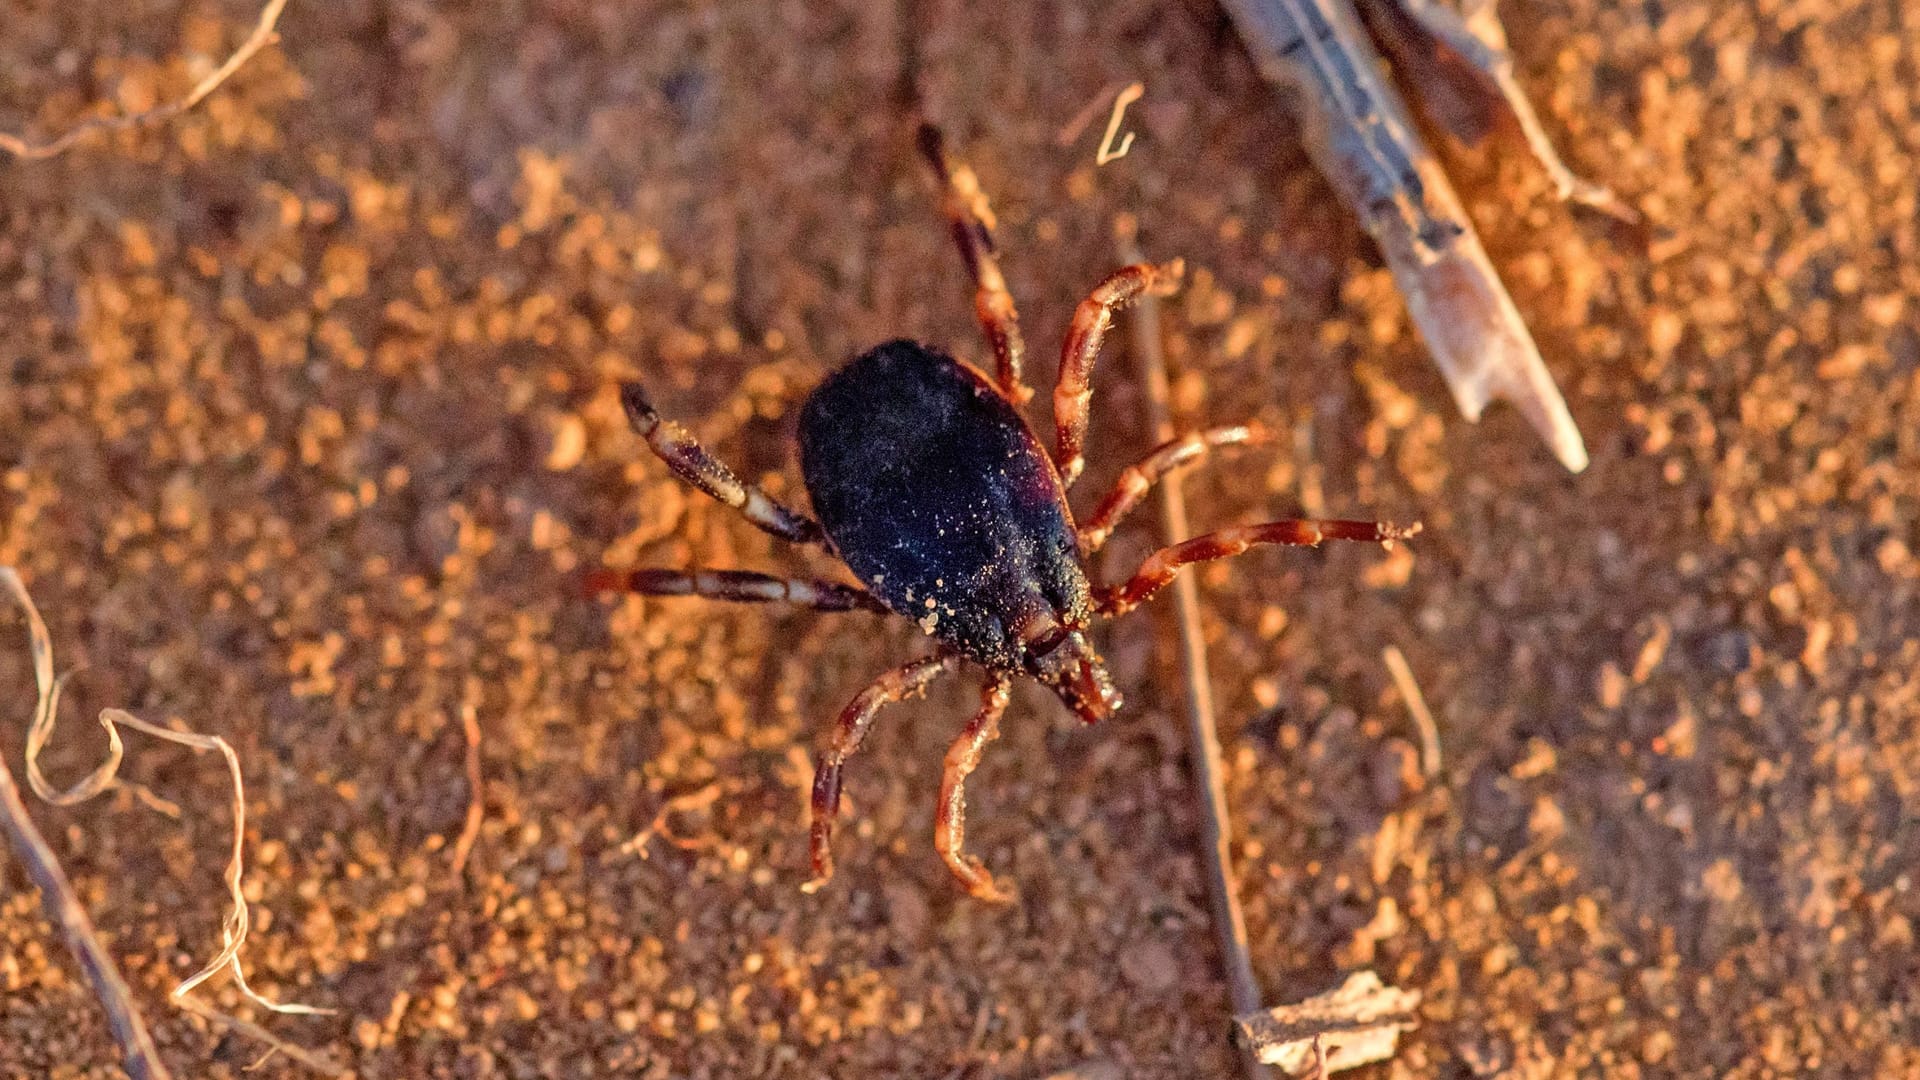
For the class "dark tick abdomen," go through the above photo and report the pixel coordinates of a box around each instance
[799,340,1092,668]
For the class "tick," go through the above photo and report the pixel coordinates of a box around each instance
[598,126,1420,901]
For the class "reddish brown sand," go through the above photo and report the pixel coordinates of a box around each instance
[3,2,1918,1077]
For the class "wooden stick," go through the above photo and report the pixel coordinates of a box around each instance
[1117,220,1272,1080]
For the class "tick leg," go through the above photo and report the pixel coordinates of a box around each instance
[1054,260,1185,488]
[586,568,888,613]
[916,124,1032,405]
[802,652,960,893]
[621,383,829,549]
[935,673,1015,903]
[1077,423,1271,554]
[1096,518,1422,616]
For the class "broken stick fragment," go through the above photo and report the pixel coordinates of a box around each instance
[1216,0,1605,472]
[1364,0,1640,224]
[1233,970,1421,1075]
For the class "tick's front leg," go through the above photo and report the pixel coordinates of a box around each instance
[587,568,887,612]
[621,383,830,549]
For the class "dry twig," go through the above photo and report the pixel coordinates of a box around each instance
[0,0,290,160]
[2,568,343,1075]
[1117,219,1272,1080]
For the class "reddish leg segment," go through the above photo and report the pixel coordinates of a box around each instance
[621,383,828,548]
[803,653,960,893]
[1053,260,1185,487]
[1096,518,1422,615]
[1077,423,1271,554]
[587,568,888,612]
[935,673,1014,903]
[916,125,1032,404]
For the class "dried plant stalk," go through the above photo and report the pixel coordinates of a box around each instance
[2,568,343,1075]
[0,0,290,160]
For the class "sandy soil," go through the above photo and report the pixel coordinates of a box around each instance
[3,1,1918,1077]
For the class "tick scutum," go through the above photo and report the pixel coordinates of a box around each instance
[798,340,1093,670]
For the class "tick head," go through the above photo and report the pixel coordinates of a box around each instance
[1024,625,1122,724]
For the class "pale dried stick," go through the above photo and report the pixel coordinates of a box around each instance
[1117,220,1272,1080]
[2,568,343,1075]
[0,573,172,1079]
[1216,0,1590,472]
[1233,970,1420,1073]
[0,0,290,160]
[1380,645,1440,780]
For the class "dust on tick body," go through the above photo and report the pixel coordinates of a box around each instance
[595,124,1420,903]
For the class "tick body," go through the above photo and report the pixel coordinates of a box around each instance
[601,126,1420,902]
[800,341,1115,720]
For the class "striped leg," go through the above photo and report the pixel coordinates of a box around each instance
[1096,519,1422,616]
[934,673,1014,902]
[586,568,887,612]
[802,653,960,893]
[1053,260,1185,487]
[916,124,1032,404]
[1077,423,1271,553]
[621,383,828,548]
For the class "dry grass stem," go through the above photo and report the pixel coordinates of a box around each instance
[1056,80,1134,147]
[1,581,172,1079]
[2,567,342,1075]
[0,0,290,160]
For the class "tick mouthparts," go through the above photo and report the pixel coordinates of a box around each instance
[1061,652,1122,724]
[1026,626,1122,724]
